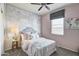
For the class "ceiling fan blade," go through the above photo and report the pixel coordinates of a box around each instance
[46,3,54,5]
[45,5,50,10]
[38,6,43,11]
[31,3,41,5]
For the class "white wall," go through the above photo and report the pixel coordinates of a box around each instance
[5,4,41,50]
[0,3,4,55]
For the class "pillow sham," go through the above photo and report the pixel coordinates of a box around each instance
[31,33,39,40]
[21,32,32,40]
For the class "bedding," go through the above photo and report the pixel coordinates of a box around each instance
[21,37,56,56]
[21,27,56,56]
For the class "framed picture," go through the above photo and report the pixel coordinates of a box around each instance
[65,18,79,29]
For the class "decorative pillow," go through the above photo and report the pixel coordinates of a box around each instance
[21,32,28,40]
[31,32,40,40]
[20,27,40,40]
[21,32,32,40]
[27,35,33,40]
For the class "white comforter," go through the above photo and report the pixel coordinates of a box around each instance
[21,37,56,56]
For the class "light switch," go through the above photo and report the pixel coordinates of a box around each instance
[1,8,3,13]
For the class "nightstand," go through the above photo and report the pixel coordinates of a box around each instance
[12,40,18,49]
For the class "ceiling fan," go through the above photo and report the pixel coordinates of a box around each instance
[31,3,53,11]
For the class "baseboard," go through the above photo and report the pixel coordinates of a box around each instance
[57,45,78,53]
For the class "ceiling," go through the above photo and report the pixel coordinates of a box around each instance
[9,3,71,15]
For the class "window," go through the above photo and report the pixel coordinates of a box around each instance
[50,9,64,35]
[51,18,64,35]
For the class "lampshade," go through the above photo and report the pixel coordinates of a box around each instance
[9,24,19,34]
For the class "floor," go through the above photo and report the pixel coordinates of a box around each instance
[2,47,79,56]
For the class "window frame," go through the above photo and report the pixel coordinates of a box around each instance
[50,9,65,35]
[51,17,64,35]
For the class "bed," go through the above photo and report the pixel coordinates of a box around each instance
[20,27,56,56]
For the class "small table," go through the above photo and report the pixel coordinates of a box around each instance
[12,40,18,49]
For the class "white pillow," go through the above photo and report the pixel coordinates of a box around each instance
[21,33,32,40]
[31,33,39,40]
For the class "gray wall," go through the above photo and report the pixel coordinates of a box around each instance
[5,4,41,33]
[41,4,79,52]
